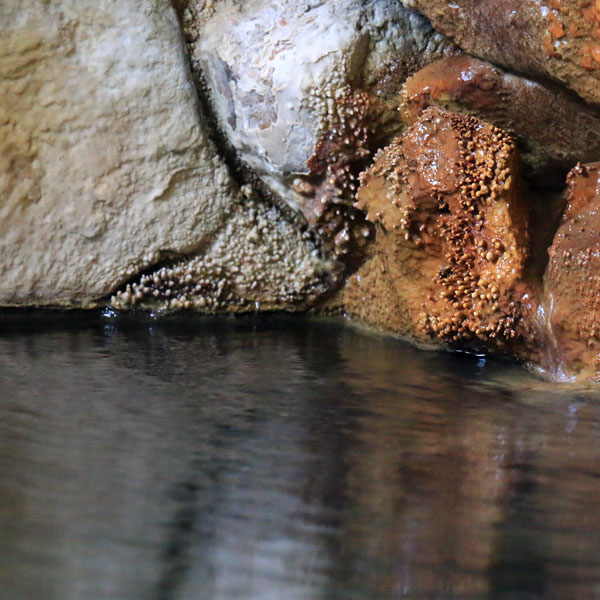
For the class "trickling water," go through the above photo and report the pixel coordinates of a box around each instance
[1,311,600,600]
[531,292,573,383]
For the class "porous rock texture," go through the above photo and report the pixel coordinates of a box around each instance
[403,0,600,106]
[110,198,337,313]
[543,163,600,380]
[341,107,537,356]
[5,0,600,381]
[0,0,331,309]
[399,55,600,189]
[182,0,458,233]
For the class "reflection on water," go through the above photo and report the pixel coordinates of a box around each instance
[1,312,600,600]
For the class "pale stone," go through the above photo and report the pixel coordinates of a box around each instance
[0,0,239,306]
[185,0,456,221]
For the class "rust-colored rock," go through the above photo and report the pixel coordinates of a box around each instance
[343,107,537,355]
[400,55,600,188]
[404,0,600,106]
[543,162,600,380]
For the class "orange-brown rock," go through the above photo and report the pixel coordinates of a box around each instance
[404,0,600,106]
[543,162,600,380]
[400,55,600,188]
[343,107,537,355]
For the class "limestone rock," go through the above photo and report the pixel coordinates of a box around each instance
[403,0,600,106]
[0,0,238,306]
[400,56,600,189]
[343,107,536,355]
[183,0,457,227]
[543,162,600,380]
[110,198,338,313]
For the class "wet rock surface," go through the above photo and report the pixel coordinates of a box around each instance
[543,162,600,380]
[400,55,600,188]
[338,105,600,381]
[343,107,536,355]
[403,0,600,106]
[4,0,600,381]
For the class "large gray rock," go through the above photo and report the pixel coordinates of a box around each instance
[0,1,238,306]
[0,0,334,310]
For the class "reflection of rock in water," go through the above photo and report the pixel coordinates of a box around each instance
[335,335,600,599]
[3,318,600,598]
[0,319,359,599]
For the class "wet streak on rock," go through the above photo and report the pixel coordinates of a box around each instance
[543,162,600,380]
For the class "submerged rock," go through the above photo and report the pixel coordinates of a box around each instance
[403,0,600,106]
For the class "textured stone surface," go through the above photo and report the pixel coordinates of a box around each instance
[341,108,536,355]
[404,0,600,106]
[183,0,457,227]
[400,55,600,189]
[0,0,335,310]
[110,197,338,313]
[543,162,600,380]
[0,1,238,306]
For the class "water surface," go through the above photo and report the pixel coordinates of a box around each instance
[1,312,600,600]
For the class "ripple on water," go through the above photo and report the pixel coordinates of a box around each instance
[0,312,600,599]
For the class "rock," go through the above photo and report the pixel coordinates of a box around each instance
[0,0,237,306]
[0,0,332,310]
[543,162,600,380]
[183,0,457,229]
[110,198,338,312]
[342,107,537,355]
[403,0,600,106]
[399,55,600,189]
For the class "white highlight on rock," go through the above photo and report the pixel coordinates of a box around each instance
[190,0,454,217]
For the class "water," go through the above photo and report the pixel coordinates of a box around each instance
[1,312,600,600]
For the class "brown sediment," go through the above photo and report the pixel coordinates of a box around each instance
[542,162,600,380]
[298,87,379,268]
[306,87,376,213]
[341,107,538,356]
[399,55,600,188]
